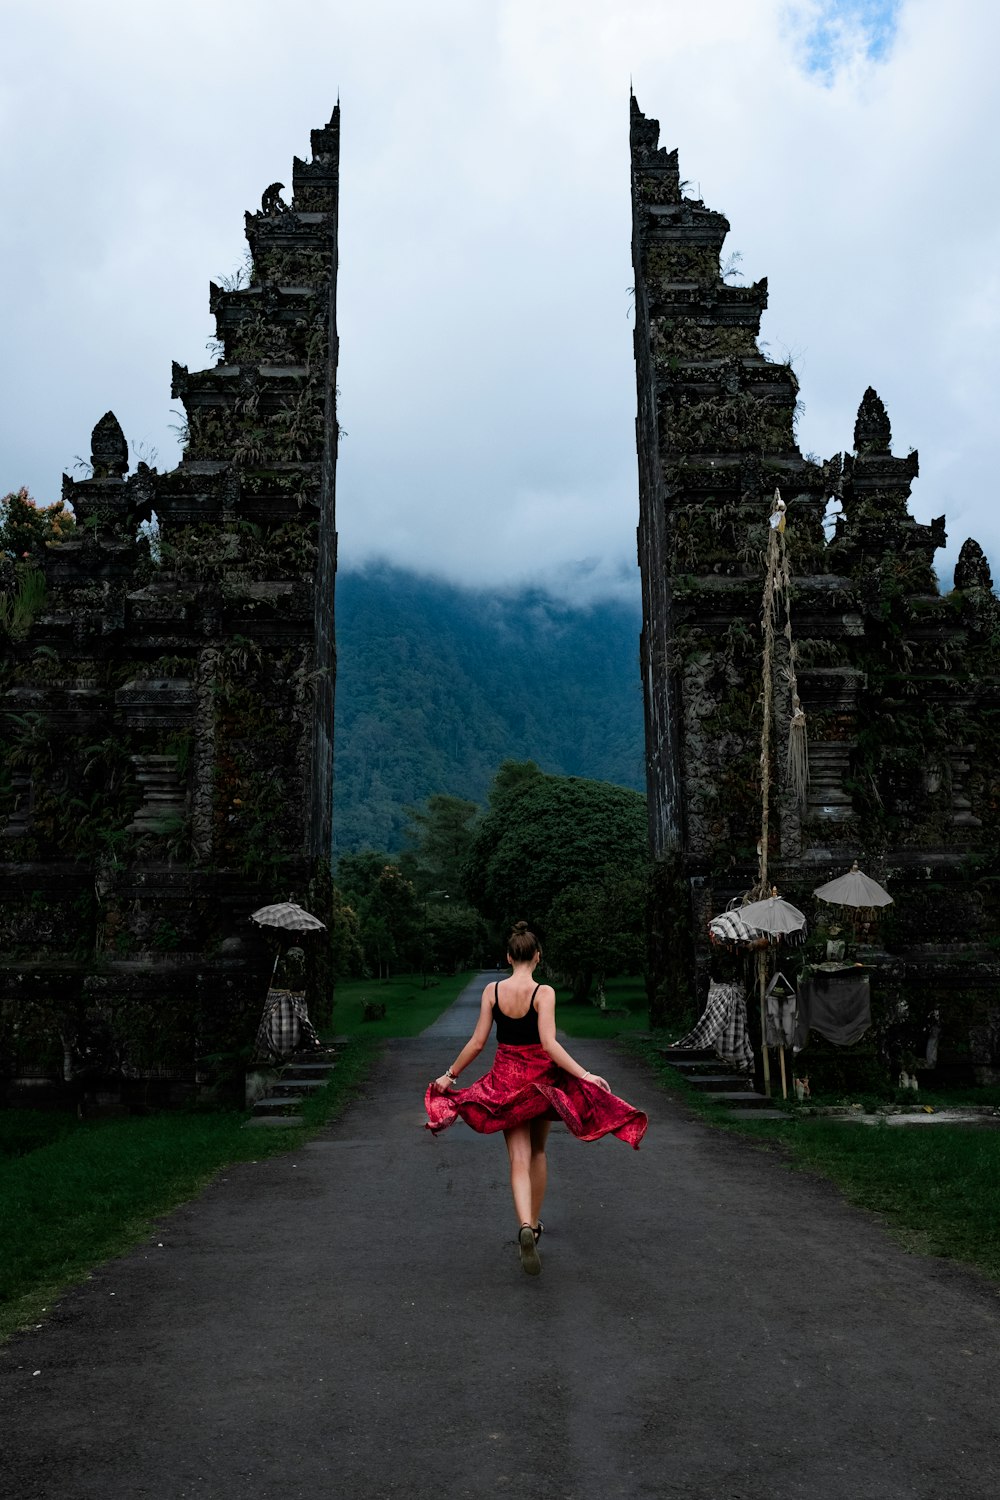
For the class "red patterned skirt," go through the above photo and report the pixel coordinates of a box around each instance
[424,1042,647,1149]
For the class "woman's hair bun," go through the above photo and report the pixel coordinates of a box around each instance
[507,920,540,962]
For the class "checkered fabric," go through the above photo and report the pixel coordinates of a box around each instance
[674,980,754,1073]
[253,988,322,1061]
[250,902,326,933]
[708,911,761,945]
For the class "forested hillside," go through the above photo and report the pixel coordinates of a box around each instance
[333,565,644,853]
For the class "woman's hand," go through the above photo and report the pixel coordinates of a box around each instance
[430,1073,454,1094]
[582,1071,611,1092]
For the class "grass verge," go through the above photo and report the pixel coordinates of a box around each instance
[0,1037,379,1345]
[627,1036,1000,1283]
[329,970,475,1038]
[554,976,650,1039]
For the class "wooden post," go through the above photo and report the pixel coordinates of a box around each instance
[757,948,771,1097]
[778,1044,788,1101]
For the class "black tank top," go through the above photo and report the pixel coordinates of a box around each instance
[493,982,541,1046]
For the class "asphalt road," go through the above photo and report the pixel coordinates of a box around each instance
[3,971,1000,1499]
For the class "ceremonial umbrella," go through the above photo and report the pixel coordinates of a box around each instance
[710,892,808,1101]
[250,901,327,934]
[250,902,327,982]
[734,894,808,942]
[813,862,893,913]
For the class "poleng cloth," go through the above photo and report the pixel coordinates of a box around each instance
[253,988,322,1061]
[674,980,754,1073]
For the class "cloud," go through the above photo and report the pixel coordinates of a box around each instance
[791,0,902,75]
[0,0,997,598]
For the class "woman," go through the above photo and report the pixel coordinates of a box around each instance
[425,921,647,1276]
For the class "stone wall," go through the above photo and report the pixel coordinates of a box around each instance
[630,97,1000,1077]
[0,110,341,1103]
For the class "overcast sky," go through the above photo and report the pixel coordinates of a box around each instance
[2,0,997,599]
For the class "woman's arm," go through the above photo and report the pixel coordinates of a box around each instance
[430,986,494,1093]
[535,987,610,1090]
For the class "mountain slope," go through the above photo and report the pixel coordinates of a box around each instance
[333,565,645,853]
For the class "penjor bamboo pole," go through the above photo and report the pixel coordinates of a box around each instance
[756,502,781,1098]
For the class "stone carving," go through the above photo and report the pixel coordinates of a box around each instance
[955,537,994,593]
[853,385,892,455]
[260,181,288,215]
[90,411,129,478]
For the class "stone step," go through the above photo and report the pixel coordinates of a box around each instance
[244,1114,305,1128]
[687,1075,755,1092]
[668,1059,728,1073]
[270,1078,328,1096]
[283,1062,336,1077]
[657,1047,715,1063]
[705,1091,774,1108]
[725,1108,788,1122]
[252,1096,305,1114]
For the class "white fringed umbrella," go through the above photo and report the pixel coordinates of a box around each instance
[735,894,808,940]
[813,862,893,912]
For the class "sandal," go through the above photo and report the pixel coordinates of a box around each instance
[518,1224,542,1276]
[533,1221,544,1243]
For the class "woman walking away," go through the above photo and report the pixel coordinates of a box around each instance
[425,921,647,1276]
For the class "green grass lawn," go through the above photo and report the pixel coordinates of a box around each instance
[629,1037,1000,1283]
[0,1038,378,1344]
[554,975,650,1038]
[329,970,475,1038]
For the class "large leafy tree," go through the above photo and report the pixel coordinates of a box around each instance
[336,852,422,977]
[0,488,75,559]
[400,794,489,975]
[545,871,646,991]
[402,792,480,897]
[487,758,543,809]
[463,765,647,937]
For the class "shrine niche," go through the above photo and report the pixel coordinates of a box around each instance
[0,109,341,1104]
[630,96,1000,1079]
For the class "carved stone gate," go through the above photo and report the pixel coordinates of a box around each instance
[630,97,1000,1074]
[0,110,341,1100]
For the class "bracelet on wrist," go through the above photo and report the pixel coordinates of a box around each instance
[445,1069,457,1083]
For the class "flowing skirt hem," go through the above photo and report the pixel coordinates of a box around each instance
[423,1043,647,1150]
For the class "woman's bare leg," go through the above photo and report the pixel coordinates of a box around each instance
[529,1117,551,1227]
[503,1123,534,1228]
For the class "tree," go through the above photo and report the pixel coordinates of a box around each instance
[335,852,422,976]
[463,768,647,942]
[336,850,396,908]
[545,870,646,1000]
[488,759,543,809]
[329,887,364,980]
[423,897,487,973]
[360,913,397,980]
[403,792,480,896]
[0,488,75,559]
